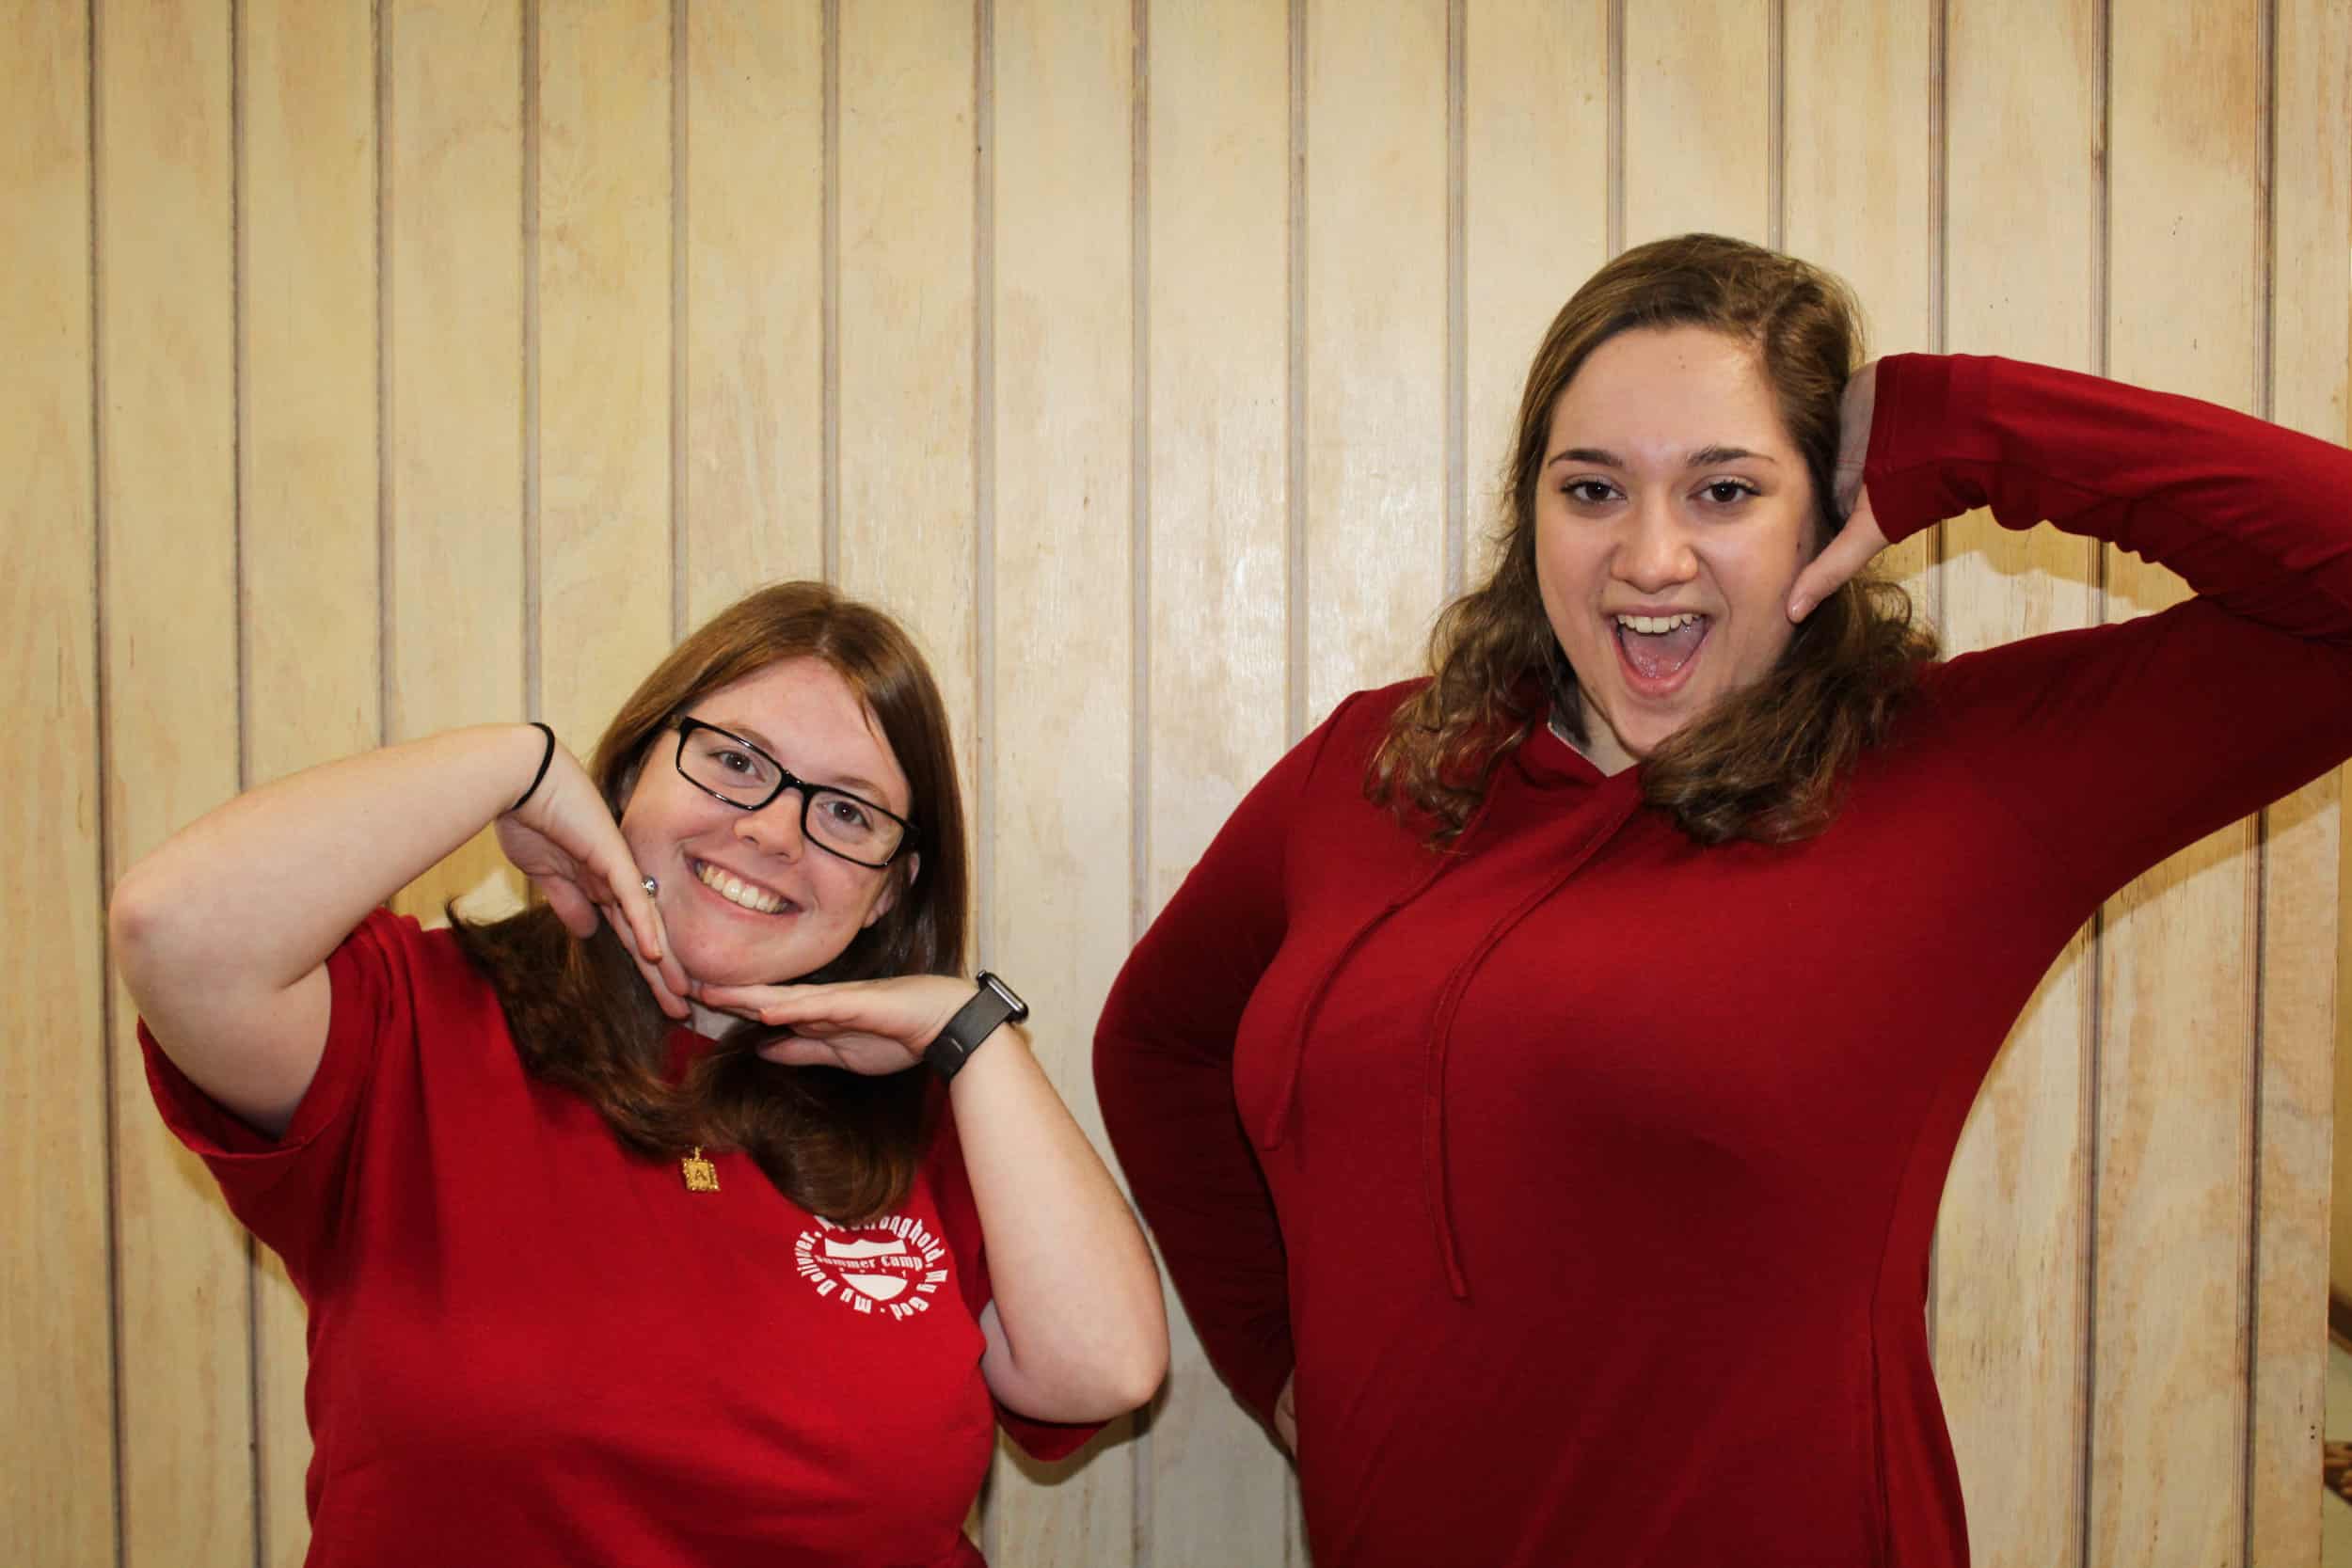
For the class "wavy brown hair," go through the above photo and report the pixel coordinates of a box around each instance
[453,581,968,1221]
[1371,232,1936,845]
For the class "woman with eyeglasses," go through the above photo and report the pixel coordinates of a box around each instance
[109,580,1166,1567]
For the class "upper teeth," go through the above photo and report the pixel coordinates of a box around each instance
[695,861,787,915]
[1615,612,1701,634]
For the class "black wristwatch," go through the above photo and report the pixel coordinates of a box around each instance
[925,972,1028,1082]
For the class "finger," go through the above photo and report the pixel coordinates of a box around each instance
[633,897,690,1003]
[694,983,802,1012]
[609,864,667,964]
[1787,494,1882,623]
[755,1035,835,1069]
[625,942,694,1021]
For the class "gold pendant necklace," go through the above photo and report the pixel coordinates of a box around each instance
[681,1146,720,1193]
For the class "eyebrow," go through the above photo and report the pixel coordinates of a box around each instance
[1545,444,1782,468]
[704,718,894,803]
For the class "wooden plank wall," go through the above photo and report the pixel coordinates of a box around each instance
[6,3,2345,1564]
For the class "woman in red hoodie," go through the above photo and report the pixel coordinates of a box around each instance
[1093,232,2352,1567]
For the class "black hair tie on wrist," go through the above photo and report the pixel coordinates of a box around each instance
[511,721,557,814]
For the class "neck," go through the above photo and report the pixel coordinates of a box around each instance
[1549,709,1639,776]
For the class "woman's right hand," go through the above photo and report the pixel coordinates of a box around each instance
[1788,358,1891,623]
[495,741,692,1019]
[1274,1370,1298,1456]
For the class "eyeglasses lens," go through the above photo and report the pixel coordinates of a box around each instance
[679,729,902,863]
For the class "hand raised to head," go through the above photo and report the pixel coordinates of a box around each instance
[493,733,693,1019]
[1788,359,1889,623]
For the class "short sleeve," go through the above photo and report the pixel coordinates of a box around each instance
[923,1098,1107,1463]
[137,908,420,1280]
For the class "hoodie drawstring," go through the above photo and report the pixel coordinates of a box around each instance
[1418,788,1640,1298]
[1248,775,1642,1302]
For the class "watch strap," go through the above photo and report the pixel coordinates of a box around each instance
[926,972,1027,1081]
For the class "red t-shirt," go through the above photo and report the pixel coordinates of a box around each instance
[141,909,1090,1566]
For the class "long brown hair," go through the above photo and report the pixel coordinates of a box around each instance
[453,581,969,1221]
[1371,232,1935,845]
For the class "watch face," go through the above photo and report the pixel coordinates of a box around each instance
[980,972,1027,1022]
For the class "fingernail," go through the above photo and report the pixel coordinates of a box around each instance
[1788,594,1812,621]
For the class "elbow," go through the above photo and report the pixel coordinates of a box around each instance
[1098,1321,1170,1417]
[1093,1291,1172,1416]
[1000,1298,1170,1423]
[1060,1338,1168,1424]
[106,860,171,994]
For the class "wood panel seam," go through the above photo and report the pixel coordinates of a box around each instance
[1444,0,1464,600]
[522,0,542,724]
[1130,0,1152,953]
[1767,0,1784,250]
[231,0,273,1555]
[1127,1,1155,1554]
[972,0,997,1539]
[1606,0,1623,258]
[1285,0,1306,744]
[2243,10,2280,1558]
[822,0,840,585]
[2079,10,2114,1560]
[87,0,129,1557]
[670,0,688,641]
[376,0,393,752]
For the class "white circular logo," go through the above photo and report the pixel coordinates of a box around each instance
[793,1213,951,1321]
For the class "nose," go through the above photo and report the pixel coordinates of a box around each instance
[1615,491,1699,594]
[734,786,808,859]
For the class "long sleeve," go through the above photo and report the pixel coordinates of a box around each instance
[1092,701,1363,1424]
[1863,353,2352,911]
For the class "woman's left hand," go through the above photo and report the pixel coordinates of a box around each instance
[694,974,972,1074]
[1787,357,1891,623]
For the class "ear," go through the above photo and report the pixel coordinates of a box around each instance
[861,851,918,929]
[611,748,651,816]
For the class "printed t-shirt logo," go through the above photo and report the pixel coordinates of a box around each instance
[794,1213,950,1321]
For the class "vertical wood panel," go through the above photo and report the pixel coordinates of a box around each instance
[97,1,252,1561]
[1781,0,1934,594]
[836,0,977,793]
[682,0,825,623]
[385,0,526,926]
[833,2,981,1525]
[2095,5,2265,1563]
[1302,0,1449,721]
[537,0,672,745]
[1142,0,1295,1551]
[238,2,379,1557]
[1462,0,1608,579]
[1620,0,1772,246]
[987,1,1137,1559]
[2,1,112,1560]
[2249,2,2348,1559]
[1932,4,2102,1561]
[19,5,2351,1562]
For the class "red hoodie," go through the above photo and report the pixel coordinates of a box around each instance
[1095,354,2352,1566]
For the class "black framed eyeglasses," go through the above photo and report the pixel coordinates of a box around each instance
[673,718,915,869]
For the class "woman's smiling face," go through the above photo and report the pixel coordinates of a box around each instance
[619,656,914,1008]
[1534,325,1819,773]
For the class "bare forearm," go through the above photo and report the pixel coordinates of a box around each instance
[952,1029,1168,1421]
[111,724,544,1034]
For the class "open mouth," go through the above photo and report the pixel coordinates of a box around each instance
[691,858,797,917]
[1612,611,1709,689]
